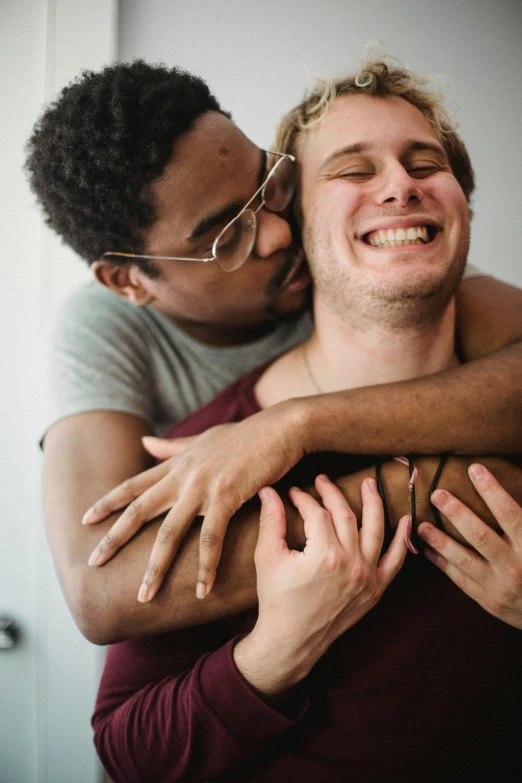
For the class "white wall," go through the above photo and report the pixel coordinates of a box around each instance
[120,0,522,287]
[1,6,47,777]
[1,2,117,781]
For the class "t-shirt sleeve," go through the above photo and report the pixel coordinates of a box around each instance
[39,285,154,443]
[93,636,309,783]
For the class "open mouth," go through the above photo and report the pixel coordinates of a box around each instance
[362,225,439,248]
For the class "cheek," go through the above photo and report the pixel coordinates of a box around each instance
[445,182,468,210]
[430,176,468,215]
[154,269,222,308]
[321,184,363,233]
[446,189,470,240]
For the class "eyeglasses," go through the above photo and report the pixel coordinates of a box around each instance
[102,150,296,273]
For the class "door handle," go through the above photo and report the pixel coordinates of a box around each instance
[0,615,20,649]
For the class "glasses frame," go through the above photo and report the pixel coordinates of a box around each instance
[102,150,296,270]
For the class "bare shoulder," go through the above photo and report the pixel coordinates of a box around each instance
[255,344,309,408]
[456,275,522,357]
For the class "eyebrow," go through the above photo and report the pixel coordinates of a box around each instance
[317,139,448,174]
[408,140,447,157]
[187,149,267,243]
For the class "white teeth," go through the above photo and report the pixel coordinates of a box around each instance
[382,238,423,247]
[365,225,433,248]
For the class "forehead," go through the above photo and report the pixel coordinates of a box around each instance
[298,94,441,173]
[146,111,260,253]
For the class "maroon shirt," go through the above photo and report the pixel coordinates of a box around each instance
[93,367,522,782]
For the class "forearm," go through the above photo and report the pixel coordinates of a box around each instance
[293,342,522,456]
[46,488,259,643]
[42,410,257,643]
[376,455,522,543]
[89,456,521,642]
[93,638,305,783]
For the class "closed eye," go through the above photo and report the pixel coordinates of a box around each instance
[338,171,374,180]
[409,166,441,178]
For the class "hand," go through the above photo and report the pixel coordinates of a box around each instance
[82,403,307,601]
[233,475,411,697]
[417,463,522,629]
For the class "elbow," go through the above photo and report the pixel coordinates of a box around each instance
[65,568,121,646]
[76,610,114,647]
[92,718,124,783]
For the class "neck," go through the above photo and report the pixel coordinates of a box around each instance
[255,295,459,409]
[308,296,459,392]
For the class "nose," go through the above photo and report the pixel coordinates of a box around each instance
[253,208,293,259]
[376,163,422,208]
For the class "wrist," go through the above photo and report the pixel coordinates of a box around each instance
[276,397,313,459]
[379,457,441,530]
[233,628,313,699]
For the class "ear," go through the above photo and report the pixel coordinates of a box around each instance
[91,260,154,306]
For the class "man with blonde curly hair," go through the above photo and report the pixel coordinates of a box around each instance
[88,58,522,782]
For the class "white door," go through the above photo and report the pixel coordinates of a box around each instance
[1,2,117,781]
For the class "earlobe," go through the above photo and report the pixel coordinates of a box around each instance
[91,260,154,305]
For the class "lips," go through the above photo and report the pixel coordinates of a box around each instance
[282,256,311,291]
[362,224,439,248]
[272,250,311,292]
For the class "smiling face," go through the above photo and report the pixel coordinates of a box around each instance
[132,111,310,344]
[298,94,471,328]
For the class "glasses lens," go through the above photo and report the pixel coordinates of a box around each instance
[215,209,256,272]
[263,155,296,213]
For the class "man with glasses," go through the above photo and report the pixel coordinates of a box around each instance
[27,60,522,655]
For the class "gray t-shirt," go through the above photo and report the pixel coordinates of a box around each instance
[40,264,485,443]
[39,282,313,441]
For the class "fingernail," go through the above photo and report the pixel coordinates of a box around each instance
[196,581,207,600]
[431,489,448,508]
[88,547,102,566]
[468,464,485,480]
[403,515,412,542]
[258,488,270,502]
[138,583,151,603]
[364,477,377,491]
[82,509,94,525]
[418,523,435,544]
[316,474,328,482]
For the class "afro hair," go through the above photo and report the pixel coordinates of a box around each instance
[25,60,229,266]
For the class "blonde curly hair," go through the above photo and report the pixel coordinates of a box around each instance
[275,57,475,204]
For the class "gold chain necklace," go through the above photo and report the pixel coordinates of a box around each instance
[302,342,323,394]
